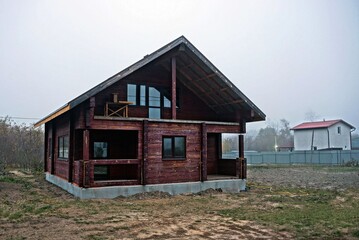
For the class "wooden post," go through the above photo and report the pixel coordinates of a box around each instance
[83,129,90,187]
[238,134,246,179]
[201,123,207,181]
[142,120,148,185]
[171,57,177,120]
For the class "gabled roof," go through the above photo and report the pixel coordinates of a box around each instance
[35,36,265,127]
[291,119,355,130]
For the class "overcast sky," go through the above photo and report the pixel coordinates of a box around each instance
[1,0,358,132]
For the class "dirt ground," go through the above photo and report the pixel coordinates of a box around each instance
[248,166,359,190]
[1,166,358,240]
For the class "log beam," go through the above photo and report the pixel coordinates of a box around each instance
[142,120,148,185]
[201,123,207,181]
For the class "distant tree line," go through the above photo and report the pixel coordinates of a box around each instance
[245,119,294,152]
[221,119,294,154]
[0,117,43,174]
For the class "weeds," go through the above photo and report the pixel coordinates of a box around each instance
[1,170,359,239]
[219,187,359,238]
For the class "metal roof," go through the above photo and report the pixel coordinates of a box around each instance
[291,119,355,130]
[35,36,265,127]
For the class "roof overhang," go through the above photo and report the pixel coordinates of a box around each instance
[34,104,70,127]
[35,36,265,126]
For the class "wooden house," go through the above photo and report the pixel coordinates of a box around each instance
[35,36,265,198]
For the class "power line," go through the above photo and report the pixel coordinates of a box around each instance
[0,116,40,120]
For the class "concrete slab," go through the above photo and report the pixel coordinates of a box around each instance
[46,173,246,199]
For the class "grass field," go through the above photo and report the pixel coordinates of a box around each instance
[0,166,359,239]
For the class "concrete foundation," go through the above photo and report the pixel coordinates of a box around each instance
[46,173,246,199]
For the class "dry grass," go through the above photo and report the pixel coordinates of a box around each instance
[1,167,359,239]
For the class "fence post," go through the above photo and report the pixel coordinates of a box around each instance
[262,154,264,164]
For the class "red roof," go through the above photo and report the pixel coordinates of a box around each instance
[291,119,354,130]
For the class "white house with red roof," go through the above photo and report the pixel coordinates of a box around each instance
[291,120,356,151]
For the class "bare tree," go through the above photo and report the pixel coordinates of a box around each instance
[305,110,320,122]
[0,117,43,173]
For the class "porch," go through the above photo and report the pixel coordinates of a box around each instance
[70,120,246,188]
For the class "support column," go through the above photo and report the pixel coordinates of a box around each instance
[82,129,90,187]
[237,134,246,179]
[142,120,148,185]
[201,123,207,181]
[171,57,177,120]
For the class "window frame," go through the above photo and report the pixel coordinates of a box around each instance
[140,84,147,106]
[58,135,69,160]
[127,84,137,105]
[94,165,109,181]
[162,136,186,160]
[127,83,180,112]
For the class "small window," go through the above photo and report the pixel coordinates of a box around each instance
[127,84,137,105]
[163,88,180,109]
[149,107,161,119]
[162,136,186,159]
[58,135,69,159]
[94,142,108,158]
[140,85,146,106]
[337,126,341,135]
[94,165,108,181]
[163,95,171,108]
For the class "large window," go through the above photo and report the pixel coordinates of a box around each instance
[127,84,137,105]
[149,87,161,119]
[221,134,239,159]
[126,84,180,119]
[58,135,69,159]
[162,136,186,159]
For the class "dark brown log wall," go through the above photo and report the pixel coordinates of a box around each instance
[145,122,201,184]
[53,112,70,180]
[218,159,236,176]
[72,160,82,186]
[207,133,219,174]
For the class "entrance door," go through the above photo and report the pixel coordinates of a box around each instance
[207,133,219,175]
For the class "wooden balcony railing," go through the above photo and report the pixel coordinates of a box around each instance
[104,101,133,117]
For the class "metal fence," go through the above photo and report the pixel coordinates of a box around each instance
[244,150,359,165]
